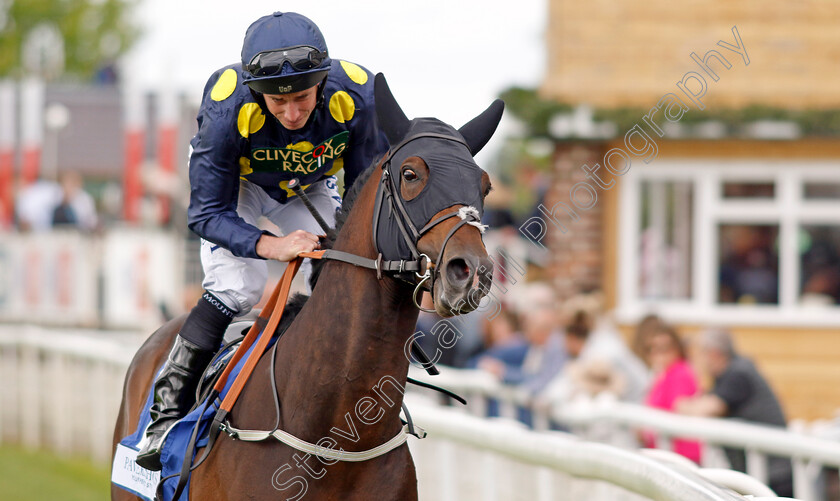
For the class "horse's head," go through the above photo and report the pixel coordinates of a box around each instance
[373,74,504,317]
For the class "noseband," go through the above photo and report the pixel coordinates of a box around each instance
[301,132,485,312]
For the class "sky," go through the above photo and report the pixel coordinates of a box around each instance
[121,0,547,167]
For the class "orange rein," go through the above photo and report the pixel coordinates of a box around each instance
[212,251,323,413]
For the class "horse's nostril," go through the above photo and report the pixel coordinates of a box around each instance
[446,258,471,284]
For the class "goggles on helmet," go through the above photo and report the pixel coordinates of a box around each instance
[245,45,328,77]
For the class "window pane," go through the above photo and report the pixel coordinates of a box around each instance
[638,181,693,300]
[800,225,840,306]
[722,181,775,199]
[718,224,779,304]
[803,182,840,200]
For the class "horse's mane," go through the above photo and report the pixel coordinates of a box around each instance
[277,160,380,333]
[308,160,379,288]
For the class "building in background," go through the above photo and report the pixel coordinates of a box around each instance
[531,1,840,420]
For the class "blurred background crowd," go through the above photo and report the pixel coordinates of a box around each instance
[414,278,795,494]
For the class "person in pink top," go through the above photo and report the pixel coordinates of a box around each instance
[642,323,703,463]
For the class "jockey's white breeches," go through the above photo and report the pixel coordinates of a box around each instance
[200,176,341,315]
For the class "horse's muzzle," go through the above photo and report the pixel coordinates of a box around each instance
[434,254,493,317]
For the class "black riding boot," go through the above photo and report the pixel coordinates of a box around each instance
[135,335,216,471]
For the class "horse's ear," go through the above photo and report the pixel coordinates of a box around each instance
[458,99,505,156]
[374,73,411,145]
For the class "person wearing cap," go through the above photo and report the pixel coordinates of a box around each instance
[135,11,388,470]
[676,328,793,496]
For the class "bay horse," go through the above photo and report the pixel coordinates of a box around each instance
[112,74,504,500]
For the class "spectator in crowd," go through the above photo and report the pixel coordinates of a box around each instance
[641,322,702,463]
[477,283,566,395]
[632,313,665,362]
[467,308,528,370]
[545,293,649,403]
[677,328,793,496]
[718,226,779,304]
[541,305,647,404]
[14,172,97,232]
[561,310,628,399]
[800,236,840,306]
[534,305,646,448]
[51,171,98,231]
[15,178,61,232]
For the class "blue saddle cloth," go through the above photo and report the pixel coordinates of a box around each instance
[114,328,276,501]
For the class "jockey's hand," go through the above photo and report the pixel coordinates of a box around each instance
[255,230,320,261]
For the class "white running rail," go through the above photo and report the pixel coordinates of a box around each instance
[406,394,796,501]
[409,366,840,501]
[0,327,814,500]
[0,325,139,463]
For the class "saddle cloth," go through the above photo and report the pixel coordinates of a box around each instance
[112,321,274,501]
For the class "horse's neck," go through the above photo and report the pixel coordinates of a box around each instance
[300,261,418,385]
[301,258,419,375]
[277,169,419,444]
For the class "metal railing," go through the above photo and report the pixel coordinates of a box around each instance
[409,366,840,501]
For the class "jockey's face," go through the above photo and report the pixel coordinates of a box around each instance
[263,85,318,130]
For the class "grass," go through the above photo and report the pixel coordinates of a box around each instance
[0,445,111,501]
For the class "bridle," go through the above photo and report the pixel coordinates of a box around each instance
[300,131,485,313]
[372,131,485,311]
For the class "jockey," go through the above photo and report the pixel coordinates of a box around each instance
[136,11,388,470]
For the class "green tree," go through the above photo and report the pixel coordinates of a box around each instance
[499,86,570,137]
[0,0,141,80]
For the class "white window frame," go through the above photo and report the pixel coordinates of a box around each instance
[617,159,840,327]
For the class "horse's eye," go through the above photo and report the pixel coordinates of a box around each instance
[402,169,418,182]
